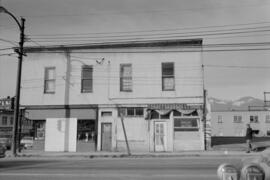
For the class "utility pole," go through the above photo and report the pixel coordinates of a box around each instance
[0,6,26,156]
[120,113,131,156]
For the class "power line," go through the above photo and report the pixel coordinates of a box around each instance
[205,65,270,69]
[28,26,270,41]
[29,22,270,37]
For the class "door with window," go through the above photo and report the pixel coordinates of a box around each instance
[154,122,167,152]
[101,123,112,151]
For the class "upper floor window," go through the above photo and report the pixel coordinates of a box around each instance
[81,65,93,93]
[266,115,270,123]
[218,115,222,123]
[250,115,259,123]
[162,62,175,91]
[233,115,242,123]
[2,116,7,125]
[44,67,56,93]
[120,64,132,92]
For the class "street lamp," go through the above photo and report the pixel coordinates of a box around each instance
[0,6,25,156]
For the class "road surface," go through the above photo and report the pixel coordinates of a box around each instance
[0,156,245,180]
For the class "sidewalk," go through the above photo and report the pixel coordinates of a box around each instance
[4,149,264,159]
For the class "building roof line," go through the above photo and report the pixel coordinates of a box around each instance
[24,38,203,52]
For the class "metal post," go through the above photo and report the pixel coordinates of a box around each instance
[120,114,131,156]
[203,89,207,150]
[11,17,25,156]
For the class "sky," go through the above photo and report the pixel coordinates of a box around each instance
[1,0,270,101]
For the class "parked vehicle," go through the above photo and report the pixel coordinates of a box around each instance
[0,145,6,158]
[20,136,34,149]
[0,138,11,150]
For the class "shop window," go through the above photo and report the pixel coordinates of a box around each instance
[44,67,56,93]
[81,65,93,93]
[120,64,132,92]
[162,62,174,91]
[250,115,259,123]
[118,107,144,117]
[174,118,199,131]
[2,116,7,125]
[101,111,112,117]
[233,115,242,123]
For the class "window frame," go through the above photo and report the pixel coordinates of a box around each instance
[44,67,56,94]
[162,62,175,91]
[233,115,242,123]
[174,117,199,131]
[81,65,93,93]
[217,115,223,123]
[120,64,132,92]
[2,116,8,126]
[118,107,144,117]
[250,115,259,123]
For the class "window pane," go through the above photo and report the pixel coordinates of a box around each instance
[82,79,92,92]
[121,65,132,77]
[120,64,132,92]
[121,77,132,91]
[82,66,93,79]
[163,77,174,90]
[174,118,198,128]
[135,108,144,116]
[45,80,55,92]
[162,63,174,76]
[45,68,55,80]
[127,108,135,116]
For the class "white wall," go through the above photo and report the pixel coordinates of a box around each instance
[211,111,270,136]
[21,52,67,106]
[21,48,203,106]
[45,118,77,152]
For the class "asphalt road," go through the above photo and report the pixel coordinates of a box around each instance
[0,156,245,180]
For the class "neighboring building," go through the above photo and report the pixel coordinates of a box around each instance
[21,39,205,152]
[211,110,270,137]
[0,97,32,140]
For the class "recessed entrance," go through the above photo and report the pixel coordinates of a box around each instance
[77,119,96,152]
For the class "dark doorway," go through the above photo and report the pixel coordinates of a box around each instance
[77,119,96,152]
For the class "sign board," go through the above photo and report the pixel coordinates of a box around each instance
[148,103,203,110]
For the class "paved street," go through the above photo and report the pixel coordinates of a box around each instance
[0,156,247,180]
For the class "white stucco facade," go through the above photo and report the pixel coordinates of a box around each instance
[20,39,205,152]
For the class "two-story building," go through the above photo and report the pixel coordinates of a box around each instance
[21,39,206,152]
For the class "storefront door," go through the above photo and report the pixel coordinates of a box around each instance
[101,123,112,151]
[154,121,167,152]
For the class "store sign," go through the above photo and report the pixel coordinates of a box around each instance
[148,103,203,110]
[0,98,11,110]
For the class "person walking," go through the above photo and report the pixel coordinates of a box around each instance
[245,124,253,153]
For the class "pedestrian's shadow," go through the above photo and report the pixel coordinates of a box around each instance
[252,145,270,152]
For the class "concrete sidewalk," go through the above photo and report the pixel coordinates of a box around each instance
[4,149,263,159]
